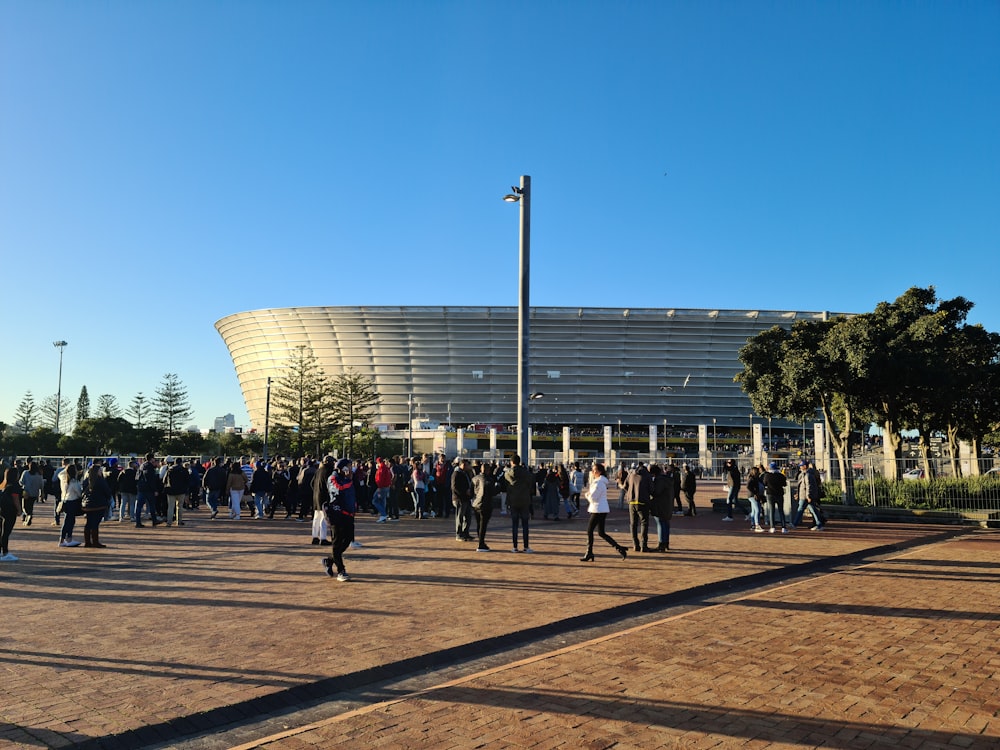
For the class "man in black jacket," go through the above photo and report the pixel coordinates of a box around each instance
[626,463,651,552]
[451,458,474,542]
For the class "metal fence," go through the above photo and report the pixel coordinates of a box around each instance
[825,455,1000,518]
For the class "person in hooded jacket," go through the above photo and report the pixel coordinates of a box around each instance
[648,464,673,552]
[323,459,357,581]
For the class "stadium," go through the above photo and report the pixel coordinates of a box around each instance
[215,306,842,444]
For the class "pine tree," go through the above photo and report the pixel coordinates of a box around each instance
[76,386,91,421]
[14,391,39,434]
[271,345,333,455]
[328,368,382,458]
[128,392,149,428]
[40,394,74,432]
[96,394,123,419]
[152,374,193,441]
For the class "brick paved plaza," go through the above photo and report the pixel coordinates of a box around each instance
[1,485,997,749]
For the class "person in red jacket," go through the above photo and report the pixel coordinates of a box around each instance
[372,457,392,523]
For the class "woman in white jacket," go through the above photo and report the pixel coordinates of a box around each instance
[580,463,628,562]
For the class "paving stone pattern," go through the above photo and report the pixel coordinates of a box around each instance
[1,486,996,749]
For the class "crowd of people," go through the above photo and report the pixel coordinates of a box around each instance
[0,451,826,574]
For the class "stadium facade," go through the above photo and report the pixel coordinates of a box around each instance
[216,306,843,435]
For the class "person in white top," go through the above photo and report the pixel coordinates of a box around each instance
[580,463,628,562]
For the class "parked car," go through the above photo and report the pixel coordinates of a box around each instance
[902,468,925,481]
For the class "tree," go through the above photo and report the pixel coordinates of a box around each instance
[328,368,382,458]
[76,386,91,421]
[73,417,135,455]
[152,374,193,442]
[40,394,74,433]
[96,394,123,419]
[128,392,149,429]
[272,346,333,455]
[14,391,39,434]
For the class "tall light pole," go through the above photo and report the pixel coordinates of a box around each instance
[263,377,272,461]
[53,340,68,433]
[504,176,530,462]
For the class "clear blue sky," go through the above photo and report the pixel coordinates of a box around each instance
[2,1,997,432]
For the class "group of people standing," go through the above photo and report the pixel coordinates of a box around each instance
[723,458,826,532]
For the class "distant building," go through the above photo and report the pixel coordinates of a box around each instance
[213,413,236,433]
[216,306,849,433]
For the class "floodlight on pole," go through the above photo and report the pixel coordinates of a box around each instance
[53,341,68,433]
[504,175,531,462]
[263,377,272,461]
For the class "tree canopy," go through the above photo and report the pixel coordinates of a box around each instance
[736,286,1000,493]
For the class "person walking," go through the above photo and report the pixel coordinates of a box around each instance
[579,463,628,562]
[322,459,357,582]
[18,461,44,527]
[224,463,248,520]
[163,457,190,527]
[793,460,826,530]
[746,465,765,532]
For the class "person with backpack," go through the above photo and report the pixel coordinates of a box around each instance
[202,457,227,519]
[250,461,274,520]
[472,461,499,551]
[451,458,474,541]
[681,463,698,516]
[372,457,392,523]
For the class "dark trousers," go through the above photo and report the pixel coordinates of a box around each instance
[454,500,471,538]
[476,507,492,547]
[629,504,650,550]
[586,512,620,552]
[327,517,355,575]
[510,506,530,549]
[0,492,16,554]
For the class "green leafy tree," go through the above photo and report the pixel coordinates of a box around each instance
[152,374,193,442]
[14,391,39,434]
[272,346,333,455]
[76,385,91,422]
[96,394,123,419]
[73,417,135,455]
[328,368,382,458]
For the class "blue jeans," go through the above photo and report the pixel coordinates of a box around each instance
[747,496,761,526]
[205,489,221,514]
[253,492,267,518]
[134,491,156,525]
[372,487,388,518]
[413,487,426,518]
[793,499,821,527]
[653,516,671,548]
[726,484,740,518]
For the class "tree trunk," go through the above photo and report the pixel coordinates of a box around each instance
[945,423,962,477]
[820,401,856,504]
[882,419,902,480]
[916,434,933,479]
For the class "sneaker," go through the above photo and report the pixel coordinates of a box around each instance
[336,572,350,582]
[769,527,776,534]
[389,517,399,522]
[59,540,70,547]
[511,547,520,553]
[782,527,789,534]
[722,517,733,522]
[754,526,764,533]
[65,540,82,547]
[0,553,18,562]
[323,558,334,577]
[476,545,490,552]
[523,547,534,554]
[376,517,387,524]
[811,525,823,531]
[350,541,363,549]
